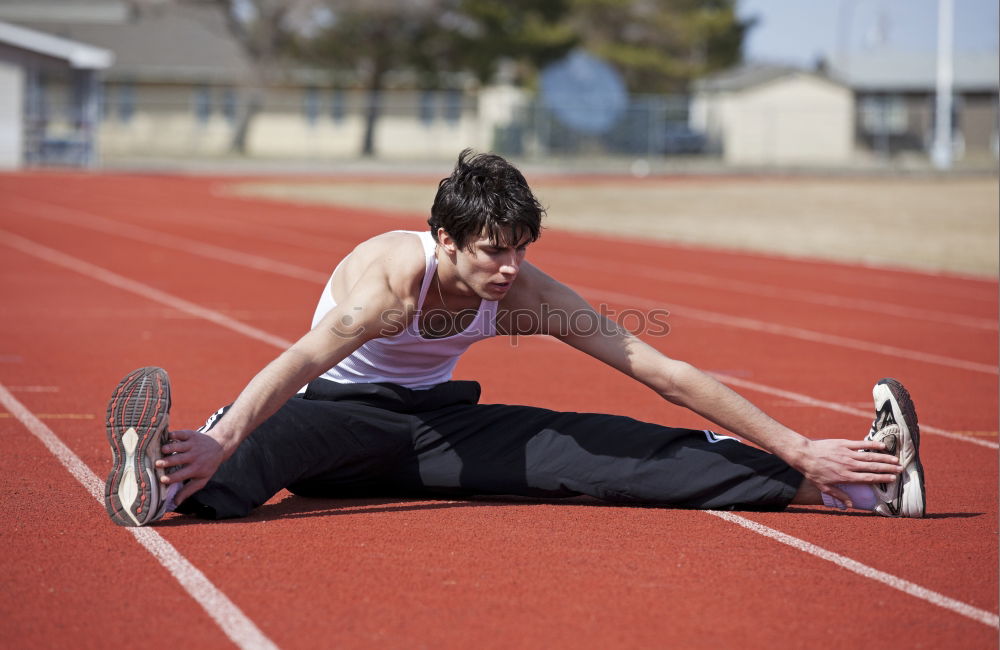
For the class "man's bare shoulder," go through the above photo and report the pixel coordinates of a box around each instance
[354,231,425,265]
[334,231,427,303]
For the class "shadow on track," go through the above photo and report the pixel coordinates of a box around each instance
[152,492,617,526]
[783,506,982,519]
[149,494,984,526]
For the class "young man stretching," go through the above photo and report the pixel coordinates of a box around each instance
[103,150,925,526]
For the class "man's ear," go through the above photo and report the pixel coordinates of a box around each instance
[437,228,458,254]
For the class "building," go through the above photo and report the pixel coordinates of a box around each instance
[690,65,855,166]
[0,20,111,167]
[691,53,1000,168]
[0,0,487,162]
[833,52,999,162]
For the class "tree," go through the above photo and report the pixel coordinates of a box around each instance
[156,1,748,157]
[184,0,307,154]
[449,0,579,85]
[301,0,577,156]
[300,1,448,158]
[569,0,753,93]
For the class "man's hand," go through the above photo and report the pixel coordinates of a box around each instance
[798,438,902,506]
[156,430,226,505]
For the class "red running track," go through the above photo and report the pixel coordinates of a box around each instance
[0,172,997,649]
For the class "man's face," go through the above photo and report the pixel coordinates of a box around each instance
[445,230,530,300]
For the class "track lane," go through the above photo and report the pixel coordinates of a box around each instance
[5,180,992,494]
[5,181,992,470]
[3,173,996,648]
[2,172,995,317]
[538,225,999,309]
[456,339,999,613]
[0,383,279,650]
[0,247,275,649]
[2,215,994,447]
[3,190,995,375]
[5,230,992,632]
[0,430,239,650]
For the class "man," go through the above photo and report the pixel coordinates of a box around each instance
[103,150,925,527]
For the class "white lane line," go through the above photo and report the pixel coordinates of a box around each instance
[1,229,989,451]
[7,198,329,284]
[541,252,997,331]
[5,228,996,628]
[19,186,997,309]
[707,510,999,629]
[9,197,996,374]
[579,287,998,376]
[8,197,997,351]
[712,374,999,450]
[0,230,295,350]
[5,209,992,378]
[0,383,280,650]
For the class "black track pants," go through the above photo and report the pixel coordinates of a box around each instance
[181,379,803,519]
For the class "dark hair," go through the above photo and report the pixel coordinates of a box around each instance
[428,149,544,250]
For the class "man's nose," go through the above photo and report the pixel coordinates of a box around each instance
[500,253,519,275]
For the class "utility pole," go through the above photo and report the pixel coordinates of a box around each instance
[931,0,954,170]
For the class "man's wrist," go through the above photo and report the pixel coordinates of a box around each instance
[206,424,242,459]
[779,434,812,471]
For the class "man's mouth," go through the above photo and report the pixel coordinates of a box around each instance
[489,280,512,292]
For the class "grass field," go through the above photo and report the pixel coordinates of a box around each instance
[226,173,999,277]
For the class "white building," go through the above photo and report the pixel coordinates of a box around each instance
[691,55,999,167]
[690,65,855,166]
[0,20,111,168]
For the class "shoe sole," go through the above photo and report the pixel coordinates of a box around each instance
[104,367,170,526]
[874,378,925,517]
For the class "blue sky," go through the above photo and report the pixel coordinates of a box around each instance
[737,0,999,66]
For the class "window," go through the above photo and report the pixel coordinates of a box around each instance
[194,85,212,124]
[304,86,320,126]
[118,82,135,123]
[69,72,88,126]
[222,88,238,124]
[442,89,462,125]
[859,94,907,135]
[330,89,346,123]
[419,90,435,125]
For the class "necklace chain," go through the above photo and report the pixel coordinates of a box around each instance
[435,270,450,311]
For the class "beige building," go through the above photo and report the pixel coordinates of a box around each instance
[1,0,494,162]
[690,65,855,166]
[692,55,999,168]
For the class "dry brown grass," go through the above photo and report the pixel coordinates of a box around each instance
[225,174,999,277]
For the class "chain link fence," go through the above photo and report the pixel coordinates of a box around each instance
[20,81,998,167]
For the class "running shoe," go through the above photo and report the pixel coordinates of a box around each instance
[865,378,925,518]
[104,366,172,526]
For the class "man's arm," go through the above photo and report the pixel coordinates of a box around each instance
[159,267,414,504]
[504,266,901,504]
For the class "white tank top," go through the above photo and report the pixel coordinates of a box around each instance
[309,231,498,389]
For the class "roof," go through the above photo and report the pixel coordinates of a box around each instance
[693,64,844,93]
[0,1,128,24]
[832,52,999,92]
[0,19,112,68]
[9,3,255,83]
